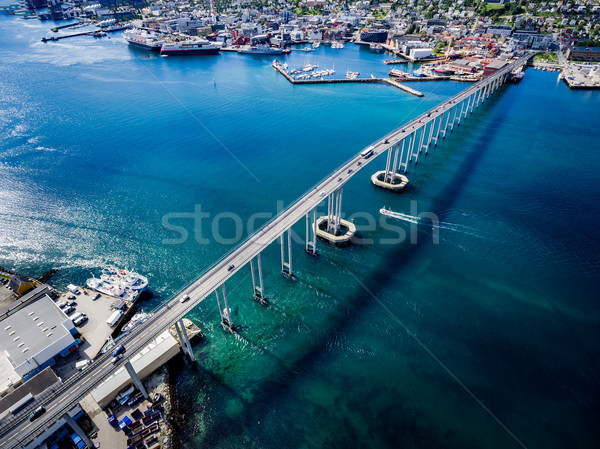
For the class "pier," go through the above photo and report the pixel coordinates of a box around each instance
[0,51,535,449]
[272,62,424,97]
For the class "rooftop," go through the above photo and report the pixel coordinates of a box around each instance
[0,295,75,368]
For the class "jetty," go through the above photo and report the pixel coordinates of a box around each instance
[272,63,424,97]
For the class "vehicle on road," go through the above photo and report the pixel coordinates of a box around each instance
[112,354,123,364]
[360,146,374,158]
[179,294,190,303]
[228,265,235,272]
[76,360,91,371]
[111,345,125,357]
[28,406,45,421]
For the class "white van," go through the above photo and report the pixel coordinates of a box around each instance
[67,284,80,295]
[71,312,84,323]
[73,314,88,326]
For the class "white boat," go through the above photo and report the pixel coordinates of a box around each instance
[86,276,139,302]
[121,312,152,333]
[124,28,165,52]
[331,41,345,49]
[312,42,320,49]
[302,64,317,72]
[238,44,285,55]
[345,70,359,80]
[103,266,148,291]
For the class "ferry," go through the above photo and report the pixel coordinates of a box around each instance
[160,40,219,56]
[124,29,165,52]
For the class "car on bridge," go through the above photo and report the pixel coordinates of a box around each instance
[111,354,123,364]
[28,406,45,421]
[179,294,190,303]
[111,345,125,357]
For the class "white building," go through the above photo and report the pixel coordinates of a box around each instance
[0,295,77,388]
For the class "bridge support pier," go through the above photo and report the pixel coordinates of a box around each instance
[250,253,267,303]
[175,319,195,362]
[316,188,356,244]
[280,230,294,278]
[215,285,233,331]
[62,412,94,449]
[124,360,150,400]
[441,107,451,138]
[424,117,435,153]
[432,111,444,146]
[449,104,458,132]
[372,144,409,191]
[305,208,318,256]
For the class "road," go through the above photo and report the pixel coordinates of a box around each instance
[0,53,532,449]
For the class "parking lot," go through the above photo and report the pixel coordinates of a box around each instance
[56,287,121,359]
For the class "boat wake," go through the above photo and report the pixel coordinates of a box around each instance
[380,208,483,237]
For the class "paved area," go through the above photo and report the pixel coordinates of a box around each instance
[56,288,119,359]
[80,394,127,449]
[0,275,14,309]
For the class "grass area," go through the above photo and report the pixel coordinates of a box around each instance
[535,52,559,62]
[483,3,505,11]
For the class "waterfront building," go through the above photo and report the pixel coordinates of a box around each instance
[566,46,600,62]
[0,295,77,386]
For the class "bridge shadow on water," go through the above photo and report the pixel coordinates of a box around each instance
[179,91,511,447]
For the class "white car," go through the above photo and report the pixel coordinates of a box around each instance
[179,294,190,303]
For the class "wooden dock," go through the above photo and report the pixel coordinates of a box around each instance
[273,64,423,97]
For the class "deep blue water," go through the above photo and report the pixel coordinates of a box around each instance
[1,15,599,449]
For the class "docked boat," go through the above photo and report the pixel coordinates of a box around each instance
[86,276,139,302]
[124,29,165,52]
[370,43,383,52]
[345,70,359,80]
[433,65,455,75]
[121,312,152,333]
[160,40,219,56]
[331,41,345,49]
[238,44,287,55]
[103,266,148,291]
[389,68,408,78]
[312,42,320,49]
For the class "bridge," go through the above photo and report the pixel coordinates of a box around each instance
[0,52,534,449]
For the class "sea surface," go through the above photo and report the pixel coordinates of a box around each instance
[1,15,599,449]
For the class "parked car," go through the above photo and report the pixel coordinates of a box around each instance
[28,406,45,421]
[111,345,125,357]
[63,306,76,315]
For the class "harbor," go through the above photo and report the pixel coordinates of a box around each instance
[272,60,424,97]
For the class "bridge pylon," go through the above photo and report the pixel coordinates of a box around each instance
[250,253,268,304]
[315,187,356,244]
[371,143,409,191]
[215,284,233,332]
[280,229,295,279]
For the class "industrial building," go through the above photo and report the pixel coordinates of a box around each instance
[0,294,78,390]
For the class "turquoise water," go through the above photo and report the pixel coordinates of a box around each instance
[1,16,600,449]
